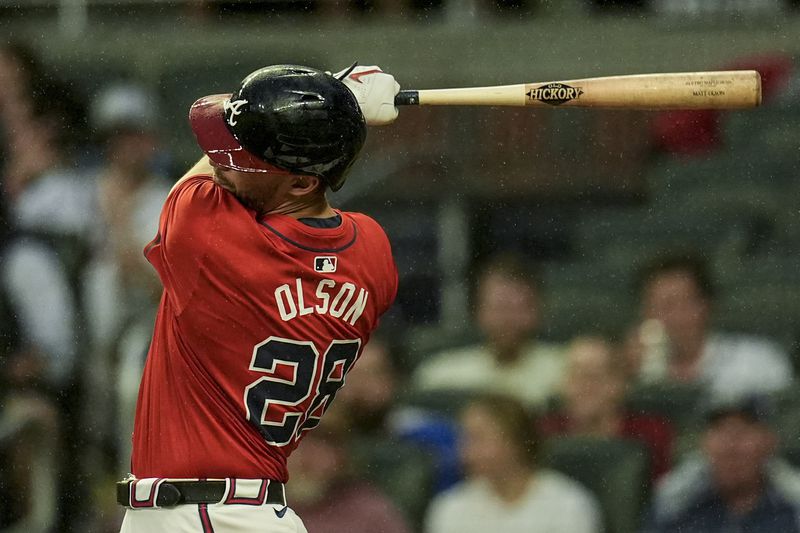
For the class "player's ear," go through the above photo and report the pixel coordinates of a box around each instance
[289,174,324,197]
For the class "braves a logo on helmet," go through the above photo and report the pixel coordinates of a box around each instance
[224,98,249,127]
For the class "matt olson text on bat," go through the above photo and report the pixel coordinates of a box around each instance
[692,90,726,97]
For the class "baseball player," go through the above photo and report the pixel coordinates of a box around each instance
[117,64,400,532]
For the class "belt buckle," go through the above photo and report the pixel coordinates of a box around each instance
[155,483,182,507]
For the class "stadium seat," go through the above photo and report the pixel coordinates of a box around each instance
[542,260,632,292]
[770,384,800,466]
[542,436,650,533]
[625,382,706,429]
[351,436,436,530]
[715,285,800,344]
[625,382,707,460]
[0,396,59,531]
[541,287,632,342]
[396,388,477,419]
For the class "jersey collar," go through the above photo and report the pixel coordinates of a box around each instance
[258,210,357,253]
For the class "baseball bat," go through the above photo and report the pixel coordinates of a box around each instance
[394,71,761,109]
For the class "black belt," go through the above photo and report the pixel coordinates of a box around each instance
[116,479,285,508]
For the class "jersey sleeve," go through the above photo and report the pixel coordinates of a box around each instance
[350,212,399,316]
[382,239,399,316]
[144,174,248,314]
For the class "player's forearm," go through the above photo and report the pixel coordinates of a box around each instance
[170,156,214,194]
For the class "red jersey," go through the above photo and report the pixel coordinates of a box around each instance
[131,175,398,481]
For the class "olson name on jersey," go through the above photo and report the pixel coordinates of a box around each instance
[274,278,369,326]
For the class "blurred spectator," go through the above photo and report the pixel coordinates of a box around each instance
[412,252,565,409]
[0,41,44,144]
[337,337,461,491]
[287,408,413,533]
[79,82,171,530]
[85,82,168,348]
[83,82,169,448]
[0,42,89,198]
[425,394,602,533]
[627,252,792,397]
[540,336,674,482]
[642,393,800,533]
[337,337,400,436]
[0,41,94,532]
[0,38,92,392]
[0,392,59,532]
[0,79,93,392]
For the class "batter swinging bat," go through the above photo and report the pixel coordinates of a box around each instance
[394,71,761,109]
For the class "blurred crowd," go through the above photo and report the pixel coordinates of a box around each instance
[160,0,800,18]
[0,40,171,532]
[1,39,799,533]
[5,0,797,27]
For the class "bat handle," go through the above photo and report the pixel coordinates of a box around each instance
[395,90,419,106]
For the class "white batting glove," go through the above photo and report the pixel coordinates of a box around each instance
[335,65,400,126]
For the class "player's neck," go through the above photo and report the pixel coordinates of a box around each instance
[268,195,336,220]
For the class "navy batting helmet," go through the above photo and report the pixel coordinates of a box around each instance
[189,65,367,191]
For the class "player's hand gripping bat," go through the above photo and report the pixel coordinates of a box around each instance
[394,71,761,109]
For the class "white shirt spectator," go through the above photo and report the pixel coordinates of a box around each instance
[11,167,96,235]
[2,239,76,384]
[639,332,792,397]
[425,470,602,533]
[701,333,792,397]
[83,177,168,348]
[412,341,565,408]
[2,167,95,386]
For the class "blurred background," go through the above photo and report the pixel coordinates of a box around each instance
[0,1,799,532]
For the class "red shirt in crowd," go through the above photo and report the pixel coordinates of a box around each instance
[539,411,674,483]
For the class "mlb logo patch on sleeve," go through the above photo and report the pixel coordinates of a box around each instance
[314,256,337,273]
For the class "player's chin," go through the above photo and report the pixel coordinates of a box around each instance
[237,193,268,217]
[212,173,235,193]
